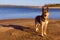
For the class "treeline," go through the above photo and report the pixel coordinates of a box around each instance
[45,4,60,7]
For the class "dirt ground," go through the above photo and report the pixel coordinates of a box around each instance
[0,18,60,40]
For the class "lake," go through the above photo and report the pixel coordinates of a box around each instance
[0,7,60,20]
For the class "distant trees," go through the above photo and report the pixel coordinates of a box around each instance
[44,4,60,7]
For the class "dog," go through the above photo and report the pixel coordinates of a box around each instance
[35,7,49,36]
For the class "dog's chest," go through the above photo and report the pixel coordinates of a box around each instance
[41,20,48,24]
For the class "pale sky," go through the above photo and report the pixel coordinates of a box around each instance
[0,0,60,6]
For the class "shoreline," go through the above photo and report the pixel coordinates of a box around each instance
[0,18,60,21]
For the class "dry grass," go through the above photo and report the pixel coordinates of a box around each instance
[0,18,60,40]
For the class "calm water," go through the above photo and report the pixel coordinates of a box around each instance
[0,7,60,20]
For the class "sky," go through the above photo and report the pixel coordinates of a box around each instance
[0,0,60,6]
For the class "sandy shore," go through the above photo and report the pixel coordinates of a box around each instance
[0,18,60,40]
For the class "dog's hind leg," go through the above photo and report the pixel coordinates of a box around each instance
[36,23,38,32]
[35,23,40,32]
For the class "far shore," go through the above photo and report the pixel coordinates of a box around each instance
[0,5,60,9]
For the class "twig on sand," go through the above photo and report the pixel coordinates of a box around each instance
[42,35,54,40]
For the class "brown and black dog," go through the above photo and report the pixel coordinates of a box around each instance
[35,7,49,36]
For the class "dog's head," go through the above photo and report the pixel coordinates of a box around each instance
[42,7,49,19]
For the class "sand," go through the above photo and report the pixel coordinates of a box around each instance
[0,18,60,40]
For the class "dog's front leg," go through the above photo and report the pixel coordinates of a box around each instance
[41,22,45,36]
[44,21,48,35]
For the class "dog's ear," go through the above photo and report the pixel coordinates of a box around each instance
[42,6,44,11]
[46,7,49,11]
[42,6,44,13]
[44,7,49,12]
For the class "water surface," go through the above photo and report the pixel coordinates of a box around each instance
[0,7,60,20]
